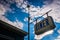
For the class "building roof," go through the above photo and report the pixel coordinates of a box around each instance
[0,20,28,36]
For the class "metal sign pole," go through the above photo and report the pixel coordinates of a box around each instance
[28,17,30,40]
[27,4,30,40]
[30,10,52,24]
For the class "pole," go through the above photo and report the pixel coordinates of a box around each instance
[28,16,30,40]
[27,4,30,40]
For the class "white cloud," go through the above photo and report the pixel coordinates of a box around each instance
[0,0,24,29]
[16,0,28,9]
[0,4,6,15]
[55,35,60,40]
[16,0,43,19]
[35,30,54,40]
[0,15,24,29]
[2,0,60,23]
[16,0,23,3]
[33,0,60,39]
[55,39,60,40]
[57,29,60,34]
[0,0,16,15]
[41,0,60,23]
[17,0,60,39]
[14,19,24,29]
[19,0,60,23]
[57,36,60,39]
[54,29,60,40]
[24,17,28,22]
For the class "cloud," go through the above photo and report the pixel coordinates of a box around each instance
[41,0,60,23]
[0,15,24,29]
[35,30,54,40]
[0,0,24,29]
[55,36,60,40]
[16,0,28,9]
[14,19,24,29]
[57,29,60,34]
[17,0,60,39]
[24,17,28,22]
[34,0,60,39]
[0,4,6,15]
[15,0,43,19]
[20,0,60,23]
[0,0,60,39]
[0,0,16,15]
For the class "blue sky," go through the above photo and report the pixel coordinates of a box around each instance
[0,0,60,40]
[27,0,45,7]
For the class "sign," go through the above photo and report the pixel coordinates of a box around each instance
[34,16,56,35]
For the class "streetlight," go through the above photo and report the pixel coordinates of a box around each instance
[27,4,30,40]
